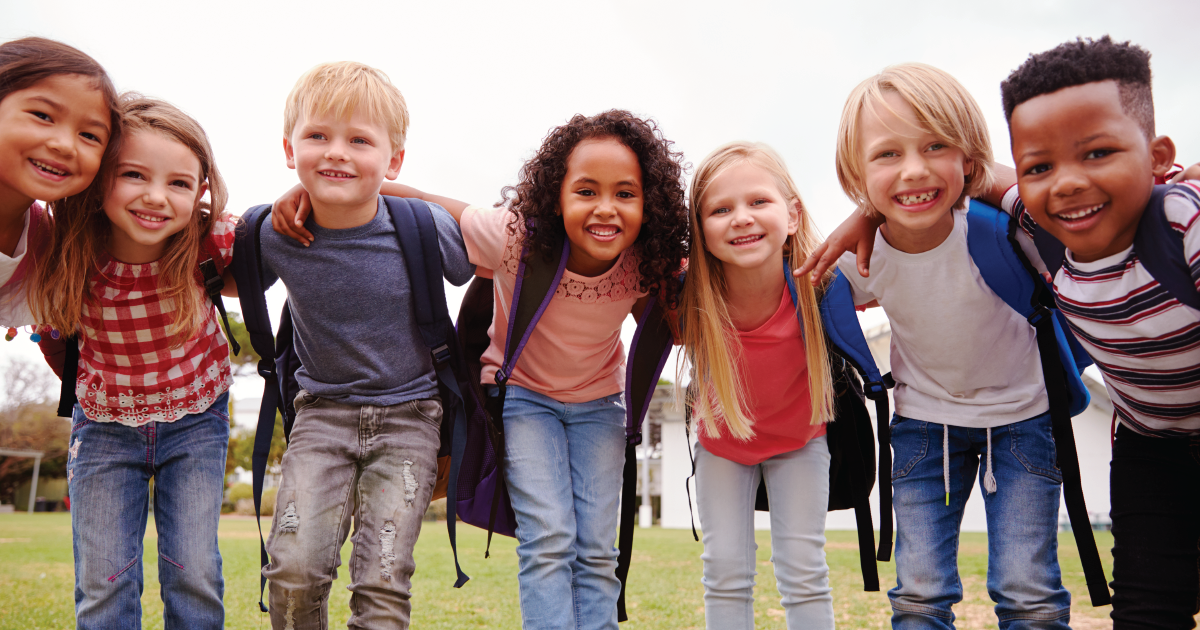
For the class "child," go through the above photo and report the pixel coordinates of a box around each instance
[28,94,233,630]
[255,61,474,630]
[832,64,1071,629]
[678,141,836,628]
[273,109,690,630]
[1001,37,1200,628]
[0,37,119,329]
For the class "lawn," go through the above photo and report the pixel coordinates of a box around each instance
[0,512,1143,629]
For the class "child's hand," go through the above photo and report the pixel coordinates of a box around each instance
[794,211,883,285]
[272,184,314,246]
[1169,161,1200,183]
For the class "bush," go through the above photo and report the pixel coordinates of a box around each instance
[261,486,278,516]
[227,482,252,504]
[424,498,447,521]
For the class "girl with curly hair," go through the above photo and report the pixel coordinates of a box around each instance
[272,109,689,629]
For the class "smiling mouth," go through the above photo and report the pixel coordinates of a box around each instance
[1054,203,1104,223]
[895,190,939,206]
[30,159,69,176]
[131,210,167,223]
[729,234,764,245]
[587,225,621,237]
[318,170,355,179]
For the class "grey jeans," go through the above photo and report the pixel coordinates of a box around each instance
[263,390,442,630]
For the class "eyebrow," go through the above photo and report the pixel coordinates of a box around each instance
[571,176,641,188]
[116,161,198,182]
[1076,133,1112,147]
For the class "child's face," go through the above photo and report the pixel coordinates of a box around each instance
[284,108,403,218]
[103,130,206,264]
[0,74,110,210]
[699,162,797,272]
[1010,80,1175,263]
[859,91,972,253]
[558,137,645,276]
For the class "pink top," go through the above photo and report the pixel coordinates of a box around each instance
[75,215,236,426]
[460,205,646,403]
[698,286,825,466]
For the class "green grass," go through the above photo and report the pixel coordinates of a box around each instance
[0,512,1153,629]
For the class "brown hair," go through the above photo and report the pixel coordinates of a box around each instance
[31,94,228,345]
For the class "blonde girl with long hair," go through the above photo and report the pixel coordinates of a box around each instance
[29,95,235,630]
[678,141,836,629]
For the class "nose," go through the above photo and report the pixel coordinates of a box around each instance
[142,182,168,207]
[45,127,77,158]
[900,152,930,181]
[730,204,755,228]
[324,139,350,161]
[594,195,618,218]
[1049,163,1089,198]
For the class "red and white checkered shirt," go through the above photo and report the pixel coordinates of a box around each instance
[75,215,236,426]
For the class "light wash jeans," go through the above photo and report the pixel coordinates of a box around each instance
[889,412,1071,629]
[262,391,442,630]
[495,384,627,630]
[67,391,230,630]
[695,435,835,629]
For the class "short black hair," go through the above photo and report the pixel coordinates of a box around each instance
[1001,35,1154,138]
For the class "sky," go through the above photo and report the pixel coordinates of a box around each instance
[3,0,1198,409]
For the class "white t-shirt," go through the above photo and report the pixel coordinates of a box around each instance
[837,209,1049,427]
[0,207,36,328]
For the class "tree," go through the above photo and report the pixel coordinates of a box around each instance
[0,358,69,504]
[225,410,287,483]
[223,310,261,377]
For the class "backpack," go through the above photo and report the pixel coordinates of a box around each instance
[964,198,1108,606]
[1031,183,1200,312]
[230,197,485,610]
[674,260,888,592]
[48,236,240,417]
[454,234,676,622]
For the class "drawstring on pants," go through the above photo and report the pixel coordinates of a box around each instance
[943,424,998,508]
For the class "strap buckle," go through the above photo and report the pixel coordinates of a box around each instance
[1027,304,1052,327]
[431,344,451,368]
[199,258,224,295]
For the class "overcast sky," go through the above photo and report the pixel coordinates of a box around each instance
[3,0,1198,404]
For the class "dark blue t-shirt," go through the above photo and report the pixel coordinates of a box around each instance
[259,197,473,405]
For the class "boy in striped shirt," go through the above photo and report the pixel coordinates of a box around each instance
[1002,36,1200,629]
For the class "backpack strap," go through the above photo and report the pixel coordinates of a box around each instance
[812,266,895,564]
[55,335,80,418]
[616,293,676,622]
[229,203,284,613]
[197,235,241,356]
[965,199,1110,607]
[1134,184,1200,312]
[382,196,471,589]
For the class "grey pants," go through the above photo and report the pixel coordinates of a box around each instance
[263,390,442,630]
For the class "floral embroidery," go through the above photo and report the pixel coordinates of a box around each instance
[503,232,645,305]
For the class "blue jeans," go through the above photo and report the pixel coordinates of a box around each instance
[67,392,230,630]
[889,412,1070,629]
[695,436,834,630]
[495,384,626,630]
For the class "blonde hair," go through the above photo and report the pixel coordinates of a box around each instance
[283,61,409,152]
[31,94,229,345]
[677,141,834,441]
[836,63,995,217]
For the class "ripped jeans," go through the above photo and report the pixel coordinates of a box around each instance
[68,391,230,630]
[263,391,442,630]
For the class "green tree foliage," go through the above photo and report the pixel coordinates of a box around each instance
[0,358,69,504]
[223,310,260,376]
[225,410,287,480]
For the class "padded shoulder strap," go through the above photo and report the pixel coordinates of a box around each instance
[230,204,278,371]
[1134,184,1200,312]
[384,196,453,361]
[495,236,569,383]
[966,200,1042,319]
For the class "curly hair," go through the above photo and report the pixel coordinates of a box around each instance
[498,110,689,307]
[1001,35,1154,138]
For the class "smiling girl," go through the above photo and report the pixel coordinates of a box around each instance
[678,141,836,629]
[29,95,235,630]
[0,37,119,329]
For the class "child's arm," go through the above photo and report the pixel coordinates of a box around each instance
[270,183,471,245]
[978,163,1018,208]
[793,211,884,285]
[220,271,238,297]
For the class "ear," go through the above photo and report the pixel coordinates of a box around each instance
[283,136,296,170]
[195,181,209,208]
[385,149,405,180]
[787,199,801,236]
[1149,135,1176,178]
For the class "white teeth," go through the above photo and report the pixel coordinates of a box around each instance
[31,159,67,176]
[730,235,763,245]
[320,170,353,178]
[896,190,939,205]
[1058,204,1104,220]
[588,226,618,236]
[132,211,166,223]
